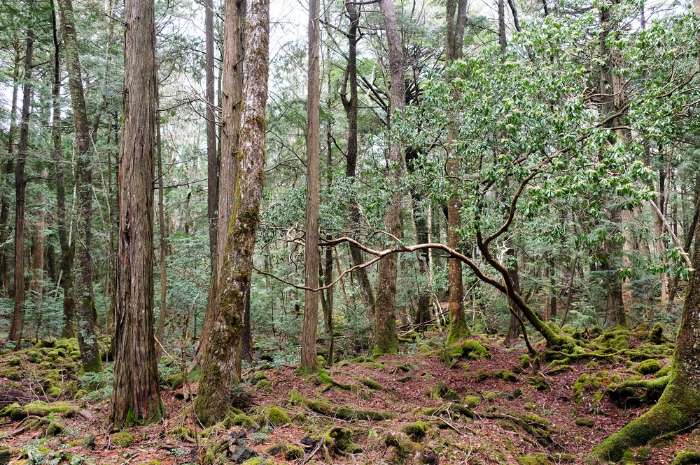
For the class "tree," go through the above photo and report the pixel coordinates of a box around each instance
[300,0,321,373]
[373,0,405,355]
[195,0,270,425]
[445,0,469,342]
[56,0,101,371]
[205,0,218,270]
[8,19,34,344]
[111,0,162,428]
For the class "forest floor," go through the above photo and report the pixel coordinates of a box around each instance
[0,327,695,465]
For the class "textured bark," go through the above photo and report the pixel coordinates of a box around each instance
[321,28,334,365]
[497,0,507,52]
[504,247,522,345]
[301,0,321,373]
[205,0,219,271]
[0,41,20,294]
[57,0,101,371]
[9,25,34,344]
[199,0,246,360]
[50,8,76,339]
[155,91,168,345]
[373,0,406,355]
[445,0,468,342]
[341,0,375,315]
[30,177,46,340]
[111,0,162,427]
[241,286,253,362]
[195,0,269,426]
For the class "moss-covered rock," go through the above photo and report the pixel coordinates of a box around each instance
[401,421,429,441]
[112,431,135,447]
[261,406,290,426]
[635,359,663,375]
[324,426,361,455]
[517,453,552,465]
[430,382,459,401]
[226,413,259,429]
[305,398,393,421]
[360,378,382,390]
[671,451,700,465]
[443,339,490,362]
[463,395,481,408]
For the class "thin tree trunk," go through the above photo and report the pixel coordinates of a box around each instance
[0,41,20,295]
[57,0,101,371]
[111,0,162,428]
[9,24,34,345]
[30,175,47,341]
[301,0,321,373]
[322,28,334,364]
[241,286,253,361]
[156,90,168,345]
[373,0,406,355]
[195,0,269,425]
[205,0,219,271]
[504,246,522,345]
[445,0,468,342]
[341,0,375,314]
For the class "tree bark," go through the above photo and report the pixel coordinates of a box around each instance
[111,0,162,427]
[341,0,375,315]
[195,0,269,425]
[0,41,20,295]
[57,0,101,371]
[50,6,76,339]
[301,0,321,373]
[30,173,47,340]
[198,0,246,361]
[372,0,406,355]
[205,0,219,272]
[155,89,168,346]
[445,0,469,342]
[9,24,34,344]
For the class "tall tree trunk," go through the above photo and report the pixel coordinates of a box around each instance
[155,90,168,345]
[111,0,162,428]
[241,286,253,361]
[50,6,76,339]
[445,0,469,342]
[301,0,321,373]
[30,176,46,340]
[372,0,406,356]
[198,0,246,361]
[205,0,218,271]
[504,246,522,345]
[195,0,269,425]
[322,31,334,364]
[9,24,34,344]
[57,0,101,371]
[0,41,20,295]
[341,0,375,315]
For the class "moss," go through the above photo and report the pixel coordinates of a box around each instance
[262,406,290,426]
[384,432,415,463]
[463,395,481,408]
[360,378,382,390]
[592,377,700,462]
[0,367,21,380]
[251,371,268,383]
[163,372,186,390]
[172,425,196,442]
[671,451,700,465]
[241,458,270,465]
[226,413,259,429]
[529,375,550,391]
[45,419,65,436]
[0,447,10,465]
[593,327,631,352]
[573,371,620,404]
[636,359,663,375]
[517,453,552,465]
[316,370,352,390]
[288,389,304,406]
[575,416,595,427]
[444,339,489,363]
[324,426,361,454]
[83,434,96,448]
[648,323,665,344]
[477,369,518,383]
[255,379,272,393]
[112,431,135,447]
[607,376,669,408]
[1,402,25,420]
[266,442,303,460]
[4,401,79,418]
[431,382,459,401]
[305,398,393,421]
[401,421,429,441]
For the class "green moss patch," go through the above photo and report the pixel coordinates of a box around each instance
[112,431,135,448]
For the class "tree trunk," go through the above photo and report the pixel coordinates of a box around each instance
[155,90,168,346]
[504,246,522,345]
[57,0,101,371]
[301,0,321,373]
[241,286,253,362]
[205,0,219,272]
[373,0,405,356]
[341,0,375,315]
[198,0,245,361]
[30,176,46,340]
[445,0,469,342]
[9,24,34,344]
[0,41,20,295]
[50,7,76,339]
[195,0,269,425]
[111,0,162,428]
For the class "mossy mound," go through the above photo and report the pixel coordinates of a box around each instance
[0,401,79,420]
[607,376,669,408]
[476,369,518,383]
[430,382,459,401]
[401,421,429,441]
[266,442,304,460]
[592,327,631,352]
[226,413,260,429]
[260,406,290,426]
[384,432,416,464]
[305,398,393,421]
[323,426,361,455]
[672,451,700,465]
[572,371,622,405]
[517,453,552,465]
[443,339,490,363]
[112,431,135,447]
[635,358,663,375]
[359,377,382,390]
[463,395,481,408]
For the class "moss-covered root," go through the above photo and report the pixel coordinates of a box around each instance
[671,451,700,465]
[592,379,700,462]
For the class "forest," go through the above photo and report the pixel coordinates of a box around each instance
[0,0,699,463]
